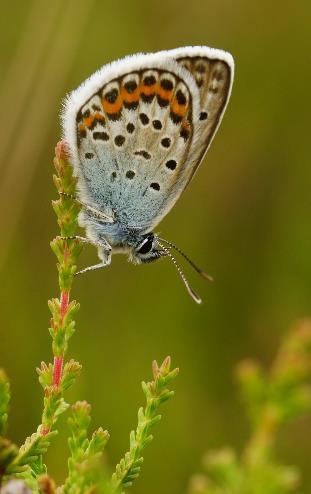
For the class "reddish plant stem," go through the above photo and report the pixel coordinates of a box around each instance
[60,290,69,319]
[52,356,64,387]
[52,291,69,386]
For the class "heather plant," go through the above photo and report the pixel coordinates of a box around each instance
[0,143,310,494]
[0,141,178,493]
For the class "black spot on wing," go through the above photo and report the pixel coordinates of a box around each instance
[141,93,154,103]
[93,131,109,141]
[176,89,187,105]
[165,159,177,170]
[150,182,160,191]
[157,95,170,108]
[107,111,122,121]
[139,113,149,125]
[152,120,162,130]
[143,75,156,86]
[161,137,171,148]
[126,122,135,133]
[126,170,135,179]
[105,88,118,103]
[134,150,151,160]
[115,135,125,147]
[170,111,182,124]
[180,128,190,141]
[124,101,138,110]
[124,80,137,93]
[160,79,174,90]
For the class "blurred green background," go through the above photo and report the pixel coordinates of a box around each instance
[1,0,311,492]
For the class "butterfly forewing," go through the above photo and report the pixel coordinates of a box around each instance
[63,47,233,231]
[69,66,196,229]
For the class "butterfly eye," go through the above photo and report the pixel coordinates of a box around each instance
[137,236,154,255]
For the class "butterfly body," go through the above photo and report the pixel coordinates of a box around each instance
[62,47,234,296]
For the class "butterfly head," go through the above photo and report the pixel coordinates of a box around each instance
[131,232,163,264]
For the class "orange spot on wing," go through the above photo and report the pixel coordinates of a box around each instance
[81,112,105,129]
[141,84,155,97]
[171,98,188,117]
[84,116,94,127]
[120,85,141,103]
[156,84,173,101]
[95,112,104,121]
[102,95,123,114]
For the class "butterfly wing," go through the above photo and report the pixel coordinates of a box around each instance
[169,46,234,182]
[62,46,233,233]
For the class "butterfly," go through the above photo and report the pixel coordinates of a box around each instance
[62,46,234,303]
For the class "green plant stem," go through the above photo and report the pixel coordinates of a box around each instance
[111,356,179,492]
[39,140,83,436]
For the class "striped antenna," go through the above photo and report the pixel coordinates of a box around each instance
[157,236,213,282]
[156,239,202,304]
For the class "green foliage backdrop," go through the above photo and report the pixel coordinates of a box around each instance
[0,1,310,492]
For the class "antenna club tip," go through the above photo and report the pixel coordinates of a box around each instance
[201,271,214,282]
[188,288,202,305]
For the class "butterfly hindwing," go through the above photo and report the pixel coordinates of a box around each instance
[162,47,234,186]
[63,47,233,231]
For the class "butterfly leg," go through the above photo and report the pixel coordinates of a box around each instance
[59,235,112,275]
[59,192,114,223]
[76,240,112,275]
[75,262,108,276]
[59,235,101,248]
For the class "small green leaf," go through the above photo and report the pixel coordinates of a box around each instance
[61,360,82,392]
[9,430,57,476]
[36,362,53,389]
